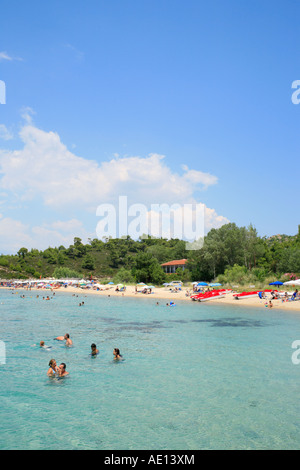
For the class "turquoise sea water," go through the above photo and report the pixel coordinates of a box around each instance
[0,289,300,450]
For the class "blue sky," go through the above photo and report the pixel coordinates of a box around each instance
[0,0,299,253]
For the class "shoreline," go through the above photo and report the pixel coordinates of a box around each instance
[1,284,300,312]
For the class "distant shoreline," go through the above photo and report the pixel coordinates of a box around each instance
[1,284,300,312]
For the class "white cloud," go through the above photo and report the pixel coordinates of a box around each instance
[0,121,229,250]
[0,123,220,210]
[31,219,91,249]
[181,164,218,189]
[0,52,13,61]
[0,51,23,62]
[0,215,91,253]
[20,107,36,124]
[0,215,33,253]
[0,124,13,141]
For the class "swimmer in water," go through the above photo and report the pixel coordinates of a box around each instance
[40,341,52,350]
[91,343,99,356]
[64,334,73,347]
[47,359,58,376]
[58,363,69,377]
[54,334,73,346]
[113,348,123,361]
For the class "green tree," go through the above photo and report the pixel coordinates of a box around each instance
[132,252,166,284]
[17,247,28,259]
[81,254,95,270]
[53,267,81,278]
[243,224,265,269]
[114,268,135,284]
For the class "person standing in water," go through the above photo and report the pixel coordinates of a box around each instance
[54,334,73,346]
[64,334,73,347]
[47,359,58,376]
[58,363,69,377]
[113,348,123,360]
[90,343,99,356]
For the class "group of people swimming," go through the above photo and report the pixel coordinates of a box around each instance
[44,333,123,378]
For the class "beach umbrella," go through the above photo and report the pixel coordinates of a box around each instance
[269,281,283,287]
[108,282,114,285]
[283,279,300,286]
[209,283,222,287]
[197,282,208,286]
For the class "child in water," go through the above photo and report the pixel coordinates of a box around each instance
[40,341,52,350]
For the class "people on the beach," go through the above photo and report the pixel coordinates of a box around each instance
[283,292,289,301]
[91,343,99,356]
[271,290,278,300]
[292,289,299,300]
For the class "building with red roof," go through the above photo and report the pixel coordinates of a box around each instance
[161,259,188,274]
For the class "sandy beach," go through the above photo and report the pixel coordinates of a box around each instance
[3,284,300,312]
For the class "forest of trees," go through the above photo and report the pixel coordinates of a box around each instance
[0,223,300,286]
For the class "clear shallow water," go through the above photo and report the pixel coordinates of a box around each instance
[1,289,300,450]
